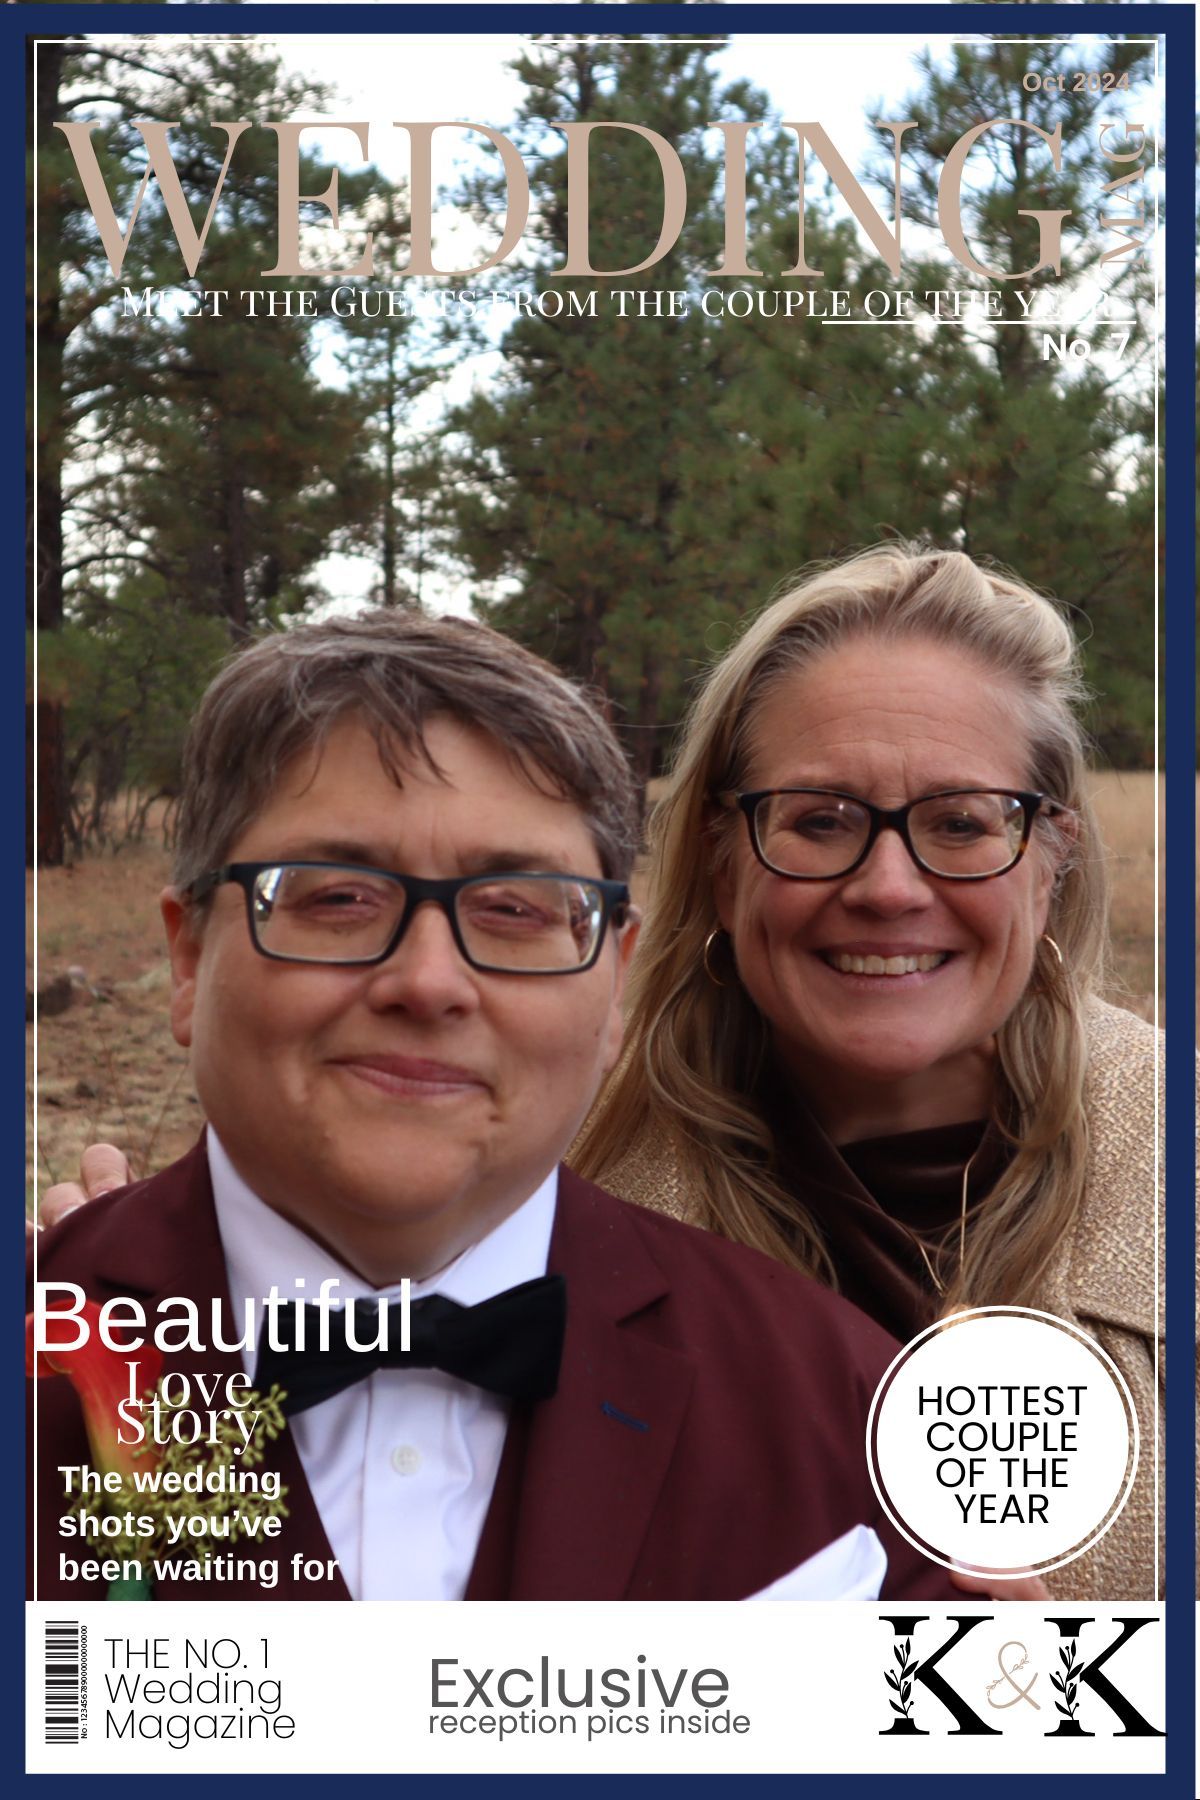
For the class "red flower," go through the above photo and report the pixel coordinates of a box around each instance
[27,1302,163,1479]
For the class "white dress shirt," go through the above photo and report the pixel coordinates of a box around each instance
[208,1128,557,1600]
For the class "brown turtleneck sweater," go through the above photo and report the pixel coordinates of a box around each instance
[768,1097,1013,1340]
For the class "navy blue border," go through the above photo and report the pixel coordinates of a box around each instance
[7,2,1199,35]
[1162,6,1197,1797]
[13,3,1194,1791]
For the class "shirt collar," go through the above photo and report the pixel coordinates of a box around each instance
[207,1127,558,1360]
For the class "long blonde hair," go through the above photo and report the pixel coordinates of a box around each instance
[575,544,1109,1312]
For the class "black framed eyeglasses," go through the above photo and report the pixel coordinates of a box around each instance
[732,789,1064,882]
[188,862,632,974]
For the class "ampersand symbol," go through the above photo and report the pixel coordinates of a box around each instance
[986,1640,1040,1711]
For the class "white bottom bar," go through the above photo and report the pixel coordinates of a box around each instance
[27,1600,1165,1775]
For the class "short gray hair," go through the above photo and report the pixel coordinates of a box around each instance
[172,611,640,890]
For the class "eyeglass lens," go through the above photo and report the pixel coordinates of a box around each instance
[249,866,606,971]
[752,791,1028,878]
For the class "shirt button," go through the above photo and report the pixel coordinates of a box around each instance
[390,1444,422,1477]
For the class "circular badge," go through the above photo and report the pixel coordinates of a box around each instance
[866,1307,1139,1578]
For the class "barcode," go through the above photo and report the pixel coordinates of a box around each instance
[45,1620,87,1743]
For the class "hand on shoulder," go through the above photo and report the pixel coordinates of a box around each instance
[30,1143,133,1240]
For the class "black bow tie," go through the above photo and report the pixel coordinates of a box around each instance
[253,1276,567,1417]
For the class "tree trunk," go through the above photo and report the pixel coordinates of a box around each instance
[381,335,398,606]
[220,476,250,638]
[630,652,662,791]
[28,701,66,868]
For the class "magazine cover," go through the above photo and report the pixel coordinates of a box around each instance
[25,9,1182,1779]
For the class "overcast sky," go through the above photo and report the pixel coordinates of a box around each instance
[274,31,961,183]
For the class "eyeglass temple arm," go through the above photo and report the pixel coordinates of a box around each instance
[185,868,227,902]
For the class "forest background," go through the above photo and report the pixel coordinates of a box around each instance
[27,27,1162,1191]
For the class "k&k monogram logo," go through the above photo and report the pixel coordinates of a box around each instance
[879,1615,1164,1739]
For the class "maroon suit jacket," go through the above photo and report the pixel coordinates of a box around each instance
[28,1142,953,1601]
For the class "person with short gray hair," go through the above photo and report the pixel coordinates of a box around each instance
[171,611,640,898]
[30,607,954,1604]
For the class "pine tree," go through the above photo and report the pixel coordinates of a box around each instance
[66,42,378,636]
[868,37,1158,760]
[35,37,391,849]
[449,37,773,783]
[336,301,447,609]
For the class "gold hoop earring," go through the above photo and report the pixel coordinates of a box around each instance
[1031,932,1068,1001]
[702,927,729,987]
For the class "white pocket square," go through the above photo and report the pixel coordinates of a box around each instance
[746,1525,887,1601]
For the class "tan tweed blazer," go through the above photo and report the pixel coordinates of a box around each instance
[593,999,1166,1601]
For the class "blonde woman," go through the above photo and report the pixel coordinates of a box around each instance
[575,544,1163,1600]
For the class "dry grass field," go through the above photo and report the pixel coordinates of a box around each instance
[26,771,1165,1205]
[1093,769,1163,1019]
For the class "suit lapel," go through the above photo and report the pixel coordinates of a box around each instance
[77,1150,693,1601]
[468,1167,694,1600]
[90,1142,349,1601]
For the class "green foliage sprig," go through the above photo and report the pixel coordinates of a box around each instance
[68,1380,289,1565]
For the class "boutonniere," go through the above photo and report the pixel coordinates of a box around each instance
[28,1300,289,1599]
